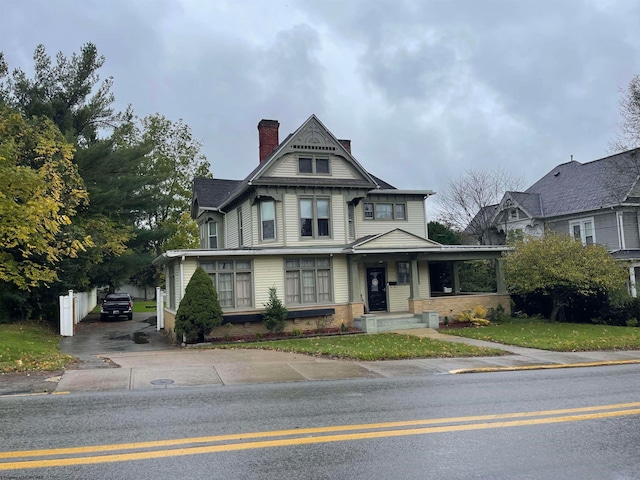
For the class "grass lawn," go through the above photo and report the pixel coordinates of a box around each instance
[0,323,74,373]
[444,317,640,351]
[211,332,508,361]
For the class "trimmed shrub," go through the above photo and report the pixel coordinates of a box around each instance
[174,267,222,343]
[263,287,287,333]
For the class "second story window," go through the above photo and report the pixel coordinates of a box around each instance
[364,202,407,221]
[261,200,275,241]
[300,197,330,238]
[208,222,218,249]
[570,218,594,245]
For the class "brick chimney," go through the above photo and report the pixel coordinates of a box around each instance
[258,119,279,163]
[338,139,351,154]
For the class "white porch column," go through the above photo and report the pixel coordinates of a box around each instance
[630,266,637,298]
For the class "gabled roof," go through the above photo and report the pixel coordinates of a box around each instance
[247,114,379,187]
[524,148,640,217]
[507,191,542,217]
[193,114,402,215]
[349,228,441,251]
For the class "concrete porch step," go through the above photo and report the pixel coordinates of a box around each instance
[354,311,440,334]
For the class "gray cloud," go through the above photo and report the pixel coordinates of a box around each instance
[2,0,640,215]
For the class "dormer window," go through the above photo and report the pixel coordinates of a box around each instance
[298,156,330,175]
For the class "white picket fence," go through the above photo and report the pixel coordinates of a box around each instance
[59,288,98,337]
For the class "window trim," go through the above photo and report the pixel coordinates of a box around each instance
[299,196,332,239]
[284,257,333,306]
[199,260,253,310]
[297,156,331,175]
[569,217,595,245]
[363,201,408,221]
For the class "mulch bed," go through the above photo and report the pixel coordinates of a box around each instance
[207,327,362,344]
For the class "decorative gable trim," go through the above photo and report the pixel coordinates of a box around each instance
[249,115,378,188]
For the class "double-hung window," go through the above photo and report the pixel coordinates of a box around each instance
[300,197,330,238]
[208,222,218,249]
[363,202,407,221]
[261,200,275,241]
[285,258,332,305]
[200,260,253,309]
[570,218,595,245]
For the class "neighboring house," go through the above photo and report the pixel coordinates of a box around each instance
[154,115,510,339]
[485,148,640,295]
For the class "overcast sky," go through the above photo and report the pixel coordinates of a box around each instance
[3,0,640,217]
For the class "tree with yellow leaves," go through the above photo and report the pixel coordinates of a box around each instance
[0,109,91,289]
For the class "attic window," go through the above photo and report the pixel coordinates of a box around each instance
[298,156,330,175]
[510,209,518,220]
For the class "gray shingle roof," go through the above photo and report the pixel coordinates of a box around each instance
[523,148,640,218]
[193,178,243,209]
[508,192,542,217]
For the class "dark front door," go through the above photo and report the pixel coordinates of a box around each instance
[366,267,387,312]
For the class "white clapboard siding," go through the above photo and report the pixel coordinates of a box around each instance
[269,155,360,180]
[227,208,239,248]
[419,261,431,298]
[356,200,426,238]
[358,230,436,250]
[332,256,349,304]
[254,257,285,306]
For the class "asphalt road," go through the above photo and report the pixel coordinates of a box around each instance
[2,365,640,479]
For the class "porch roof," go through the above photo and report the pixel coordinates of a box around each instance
[153,244,511,266]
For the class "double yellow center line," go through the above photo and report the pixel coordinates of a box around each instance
[2,402,640,470]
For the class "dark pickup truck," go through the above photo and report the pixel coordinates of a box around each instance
[100,293,133,321]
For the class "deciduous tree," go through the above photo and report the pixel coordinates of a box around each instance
[610,75,640,152]
[437,168,523,245]
[504,232,627,321]
[0,109,91,289]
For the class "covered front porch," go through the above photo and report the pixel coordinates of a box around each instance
[345,237,512,331]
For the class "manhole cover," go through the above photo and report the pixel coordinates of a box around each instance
[150,379,174,385]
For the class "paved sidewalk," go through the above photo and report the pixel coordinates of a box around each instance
[4,329,640,396]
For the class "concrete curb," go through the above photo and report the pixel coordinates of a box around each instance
[450,359,640,374]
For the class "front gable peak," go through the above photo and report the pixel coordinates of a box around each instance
[250,115,378,186]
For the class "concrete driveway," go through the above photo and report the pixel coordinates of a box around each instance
[60,312,174,368]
